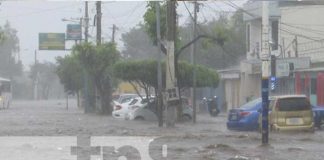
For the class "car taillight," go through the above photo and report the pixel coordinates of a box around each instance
[239,111,250,117]
[115,105,122,110]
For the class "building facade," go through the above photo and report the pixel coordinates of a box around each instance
[240,1,324,106]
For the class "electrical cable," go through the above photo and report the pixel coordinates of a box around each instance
[281,22,324,36]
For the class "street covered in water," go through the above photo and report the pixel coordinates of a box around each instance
[0,100,323,160]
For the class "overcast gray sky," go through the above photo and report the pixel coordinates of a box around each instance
[0,0,246,70]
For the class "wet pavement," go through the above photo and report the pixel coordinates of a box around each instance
[0,99,323,160]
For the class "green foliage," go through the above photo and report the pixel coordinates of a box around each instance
[179,9,246,69]
[121,24,160,60]
[113,60,219,91]
[56,55,83,94]
[73,42,119,78]
[30,62,59,99]
[71,42,120,114]
[143,1,167,44]
[0,21,22,77]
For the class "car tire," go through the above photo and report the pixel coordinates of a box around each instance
[135,116,144,121]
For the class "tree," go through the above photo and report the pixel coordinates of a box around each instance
[178,10,246,69]
[72,42,120,115]
[143,4,246,69]
[0,21,22,78]
[29,62,58,100]
[56,55,83,96]
[143,1,167,45]
[113,60,219,98]
[121,24,160,60]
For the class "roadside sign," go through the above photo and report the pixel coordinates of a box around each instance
[276,57,310,77]
[276,63,290,77]
[262,61,270,78]
[66,24,82,40]
[39,33,65,50]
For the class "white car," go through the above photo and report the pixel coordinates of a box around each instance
[126,98,193,121]
[112,97,151,119]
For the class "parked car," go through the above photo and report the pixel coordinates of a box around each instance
[126,99,193,122]
[227,98,267,131]
[265,95,314,132]
[312,105,324,129]
[112,97,151,119]
[114,94,138,104]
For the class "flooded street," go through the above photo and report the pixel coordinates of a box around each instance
[0,100,323,160]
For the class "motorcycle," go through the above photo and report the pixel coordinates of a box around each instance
[207,97,220,117]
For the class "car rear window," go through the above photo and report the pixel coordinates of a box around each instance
[129,99,139,105]
[240,98,261,110]
[277,97,310,111]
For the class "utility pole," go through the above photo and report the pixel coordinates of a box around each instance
[156,2,163,127]
[112,24,117,43]
[261,1,270,145]
[83,1,90,113]
[34,50,38,100]
[85,1,89,43]
[96,1,102,46]
[192,1,198,123]
[165,0,178,127]
[294,35,298,57]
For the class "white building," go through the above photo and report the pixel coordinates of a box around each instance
[240,1,324,106]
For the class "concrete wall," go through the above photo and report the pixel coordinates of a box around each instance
[224,79,240,110]
[247,19,262,60]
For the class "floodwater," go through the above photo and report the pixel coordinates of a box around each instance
[0,99,323,160]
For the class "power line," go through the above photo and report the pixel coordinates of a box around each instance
[280,28,323,41]
[281,22,324,36]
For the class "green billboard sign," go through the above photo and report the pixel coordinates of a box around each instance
[66,24,82,40]
[39,33,65,50]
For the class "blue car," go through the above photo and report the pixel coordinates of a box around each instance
[227,98,324,131]
[227,98,263,131]
[313,106,324,128]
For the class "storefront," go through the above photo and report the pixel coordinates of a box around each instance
[295,68,324,106]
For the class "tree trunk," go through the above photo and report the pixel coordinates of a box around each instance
[100,90,112,115]
[95,75,113,115]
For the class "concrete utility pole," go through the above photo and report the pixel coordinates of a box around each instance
[83,1,91,113]
[261,1,270,145]
[112,24,117,43]
[156,2,163,127]
[165,0,178,127]
[96,1,102,46]
[294,35,298,57]
[33,50,38,100]
[191,0,198,124]
[85,1,89,43]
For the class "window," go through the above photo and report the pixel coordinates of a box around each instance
[129,99,138,105]
[271,20,279,50]
[246,24,251,52]
[277,98,310,111]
